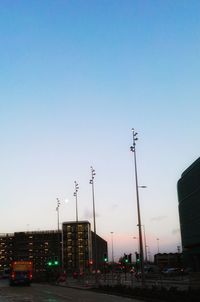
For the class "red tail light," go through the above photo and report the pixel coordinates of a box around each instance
[11,272,16,279]
[29,272,33,279]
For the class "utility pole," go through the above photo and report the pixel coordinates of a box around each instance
[56,198,61,270]
[74,181,79,222]
[130,128,145,286]
[73,181,79,274]
[90,166,97,283]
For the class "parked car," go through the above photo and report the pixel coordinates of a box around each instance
[161,267,181,276]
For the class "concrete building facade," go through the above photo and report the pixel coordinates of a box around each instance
[62,221,107,274]
[177,157,200,271]
[0,220,107,278]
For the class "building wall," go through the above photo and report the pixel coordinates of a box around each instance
[0,234,14,270]
[13,231,62,273]
[62,221,108,273]
[91,231,108,271]
[0,230,61,279]
[0,221,108,276]
[177,157,200,271]
[62,221,92,273]
[154,253,182,269]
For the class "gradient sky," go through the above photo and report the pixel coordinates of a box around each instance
[0,0,200,261]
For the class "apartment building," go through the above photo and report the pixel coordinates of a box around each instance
[0,221,107,277]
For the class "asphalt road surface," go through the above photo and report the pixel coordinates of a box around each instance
[0,279,142,302]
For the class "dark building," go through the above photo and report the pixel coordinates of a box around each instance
[177,158,200,271]
[62,221,107,273]
[91,230,108,271]
[0,230,61,279]
[13,230,61,273]
[0,233,13,270]
[0,221,107,277]
[154,253,182,269]
[62,221,91,273]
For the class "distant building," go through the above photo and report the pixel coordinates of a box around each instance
[0,230,61,279]
[177,157,200,271]
[0,221,107,277]
[154,253,182,269]
[0,233,13,269]
[62,221,107,273]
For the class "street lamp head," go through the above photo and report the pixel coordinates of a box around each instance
[74,181,79,194]
[90,166,96,181]
[130,128,139,152]
[91,166,95,172]
[131,128,138,136]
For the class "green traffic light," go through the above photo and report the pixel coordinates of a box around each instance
[48,261,52,266]
[54,260,59,265]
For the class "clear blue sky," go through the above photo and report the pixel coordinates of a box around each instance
[0,0,200,260]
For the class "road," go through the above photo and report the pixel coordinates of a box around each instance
[0,279,142,302]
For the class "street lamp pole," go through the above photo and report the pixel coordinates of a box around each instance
[90,167,97,278]
[133,236,138,251]
[157,238,160,253]
[56,198,61,231]
[74,181,79,223]
[156,238,160,268]
[73,181,79,274]
[130,128,145,286]
[142,225,148,264]
[56,198,61,269]
[110,232,114,263]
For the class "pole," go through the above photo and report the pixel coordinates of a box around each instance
[130,128,145,286]
[111,232,114,263]
[156,238,160,268]
[56,198,60,231]
[142,225,148,264]
[90,167,97,283]
[157,238,159,253]
[110,231,114,284]
[74,181,79,223]
[56,198,61,270]
[61,226,64,270]
[74,181,79,274]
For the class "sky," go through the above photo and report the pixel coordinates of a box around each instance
[0,0,200,261]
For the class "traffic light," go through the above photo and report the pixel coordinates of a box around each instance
[103,253,108,262]
[124,254,128,263]
[47,258,59,266]
[135,252,140,263]
[128,253,132,263]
